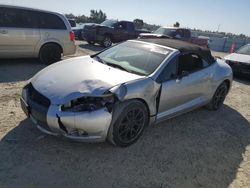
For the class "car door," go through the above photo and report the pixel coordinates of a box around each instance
[0,7,40,58]
[156,53,212,121]
[114,21,128,42]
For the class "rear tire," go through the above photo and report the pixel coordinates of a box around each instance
[102,35,112,48]
[87,41,95,45]
[206,82,228,111]
[108,100,149,147]
[39,43,62,64]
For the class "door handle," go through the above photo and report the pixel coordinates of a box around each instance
[0,30,8,34]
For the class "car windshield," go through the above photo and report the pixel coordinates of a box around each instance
[154,28,176,37]
[101,20,117,27]
[236,44,250,55]
[93,41,170,76]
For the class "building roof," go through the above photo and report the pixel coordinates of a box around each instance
[137,38,215,63]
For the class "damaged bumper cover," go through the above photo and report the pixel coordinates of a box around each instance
[20,86,112,142]
[25,102,112,142]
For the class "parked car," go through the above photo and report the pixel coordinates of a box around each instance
[0,5,76,64]
[20,38,232,147]
[139,27,209,48]
[82,19,150,47]
[72,23,94,40]
[224,44,250,76]
[68,19,76,27]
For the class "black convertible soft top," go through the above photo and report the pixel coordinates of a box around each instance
[137,38,215,63]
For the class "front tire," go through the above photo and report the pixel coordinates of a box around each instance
[39,43,62,64]
[206,82,228,110]
[108,100,149,147]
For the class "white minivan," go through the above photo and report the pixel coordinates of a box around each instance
[0,5,76,64]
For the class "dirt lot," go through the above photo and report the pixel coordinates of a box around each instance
[0,42,250,188]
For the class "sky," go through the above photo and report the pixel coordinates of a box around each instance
[1,0,250,36]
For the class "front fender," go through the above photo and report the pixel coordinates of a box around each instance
[110,77,161,116]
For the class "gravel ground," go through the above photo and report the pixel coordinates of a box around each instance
[0,42,250,188]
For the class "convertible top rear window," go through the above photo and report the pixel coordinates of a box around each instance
[95,41,171,76]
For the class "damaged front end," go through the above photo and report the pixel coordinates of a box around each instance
[46,93,118,142]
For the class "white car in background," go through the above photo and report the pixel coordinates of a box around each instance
[225,44,250,76]
[0,5,76,64]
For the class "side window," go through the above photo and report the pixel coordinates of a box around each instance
[157,57,177,82]
[0,8,34,28]
[183,29,191,38]
[38,12,66,30]
[177,53,204,75]
[117,22,127,30]
[176,29,184,38]
[126,23,134,31]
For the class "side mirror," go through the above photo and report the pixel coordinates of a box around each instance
[177,71,189,80]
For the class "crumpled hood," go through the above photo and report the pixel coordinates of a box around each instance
[225,53,250,64]
[31,56,143,104]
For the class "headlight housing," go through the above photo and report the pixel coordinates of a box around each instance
[61,94,115,112]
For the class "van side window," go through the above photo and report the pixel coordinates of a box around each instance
[38,12,66,30]
[0,8,34,28]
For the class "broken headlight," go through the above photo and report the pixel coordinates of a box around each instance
[61,94,115,112]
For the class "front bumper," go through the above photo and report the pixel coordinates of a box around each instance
[20,86,112,142]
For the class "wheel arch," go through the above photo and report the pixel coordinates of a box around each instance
[223,79,231,92]
[103,33,114,41]
[39,42,63,56]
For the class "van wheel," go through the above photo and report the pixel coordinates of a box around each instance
[39,43,62,64]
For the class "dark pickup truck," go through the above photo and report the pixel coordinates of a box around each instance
[82,20,150,47]
[139,27,210,48]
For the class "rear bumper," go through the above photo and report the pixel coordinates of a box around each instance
[63,42,76,56]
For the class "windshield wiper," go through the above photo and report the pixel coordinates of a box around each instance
[94,55,105,64]
[106,62,132,72]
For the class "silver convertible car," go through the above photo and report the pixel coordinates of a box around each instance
[21,39,233,147]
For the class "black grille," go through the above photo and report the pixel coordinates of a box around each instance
[27,84,50,108]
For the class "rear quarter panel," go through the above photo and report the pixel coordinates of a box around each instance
[209,59,233,97]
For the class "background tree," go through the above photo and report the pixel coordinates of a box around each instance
[65,9,106,24]
[173,22,180,27]
[133,19,144,29]
[65,13,75,19]
[89,9,107,23]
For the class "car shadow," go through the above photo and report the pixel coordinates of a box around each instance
[0,105,249,187]
[0,58,46,83]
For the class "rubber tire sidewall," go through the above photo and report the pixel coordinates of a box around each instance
[102,35,112,48]
[87,41,95,45]
[206,82,228,111]
[108,100,149,147]
[39,43,62,65]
